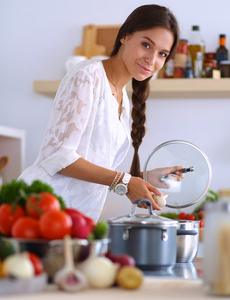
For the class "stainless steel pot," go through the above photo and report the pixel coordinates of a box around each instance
[176,220,200,263]
[108,199,178,270]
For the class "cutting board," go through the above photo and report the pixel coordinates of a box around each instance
[73,24,120,58]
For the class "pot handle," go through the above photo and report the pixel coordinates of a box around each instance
[130,199,153,216]
[177,229,198,236]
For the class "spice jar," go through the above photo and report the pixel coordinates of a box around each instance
[220,60,230,77]
[203,199,230,296]
[174,39,188,78]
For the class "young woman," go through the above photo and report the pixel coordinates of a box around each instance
[19,4,183,221]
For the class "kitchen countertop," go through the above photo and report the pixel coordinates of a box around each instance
[0,258,224,300]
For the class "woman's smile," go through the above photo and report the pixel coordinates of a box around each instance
[137,62,152,74]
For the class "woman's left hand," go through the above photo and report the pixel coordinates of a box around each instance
[146,165,184,188]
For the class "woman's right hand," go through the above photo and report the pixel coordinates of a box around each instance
[126,176,162,210]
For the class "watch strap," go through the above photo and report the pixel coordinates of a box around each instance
[122,172,131,185]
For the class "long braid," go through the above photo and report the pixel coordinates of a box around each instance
[130,77,151,177]
[109,4,180,176]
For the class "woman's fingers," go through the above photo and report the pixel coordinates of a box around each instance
[127,176,163,211]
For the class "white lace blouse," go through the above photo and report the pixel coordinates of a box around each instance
[19,59,131,221]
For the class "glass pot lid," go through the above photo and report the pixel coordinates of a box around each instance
[108,199,178,227]
[143,140,212,209]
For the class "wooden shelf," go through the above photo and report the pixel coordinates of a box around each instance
[33,78,230,99]
[34,80,61,98]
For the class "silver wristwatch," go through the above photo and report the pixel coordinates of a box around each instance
[114,172,131,196]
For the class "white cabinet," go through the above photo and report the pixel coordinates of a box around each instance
[0,125,25,184]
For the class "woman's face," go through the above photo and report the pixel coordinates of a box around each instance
[120,27,174,81]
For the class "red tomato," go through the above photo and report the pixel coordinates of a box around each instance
[12,217,41,239]
[65,208,95,232]
[39,210,72,240]
[187,214,195,220]
[199,219,205,228]
[198,210,205,219]
[28,252,44,275]
[178,212,187,220]
[0,204,26,236]
[70,214,92,239]
[26,192,61,218]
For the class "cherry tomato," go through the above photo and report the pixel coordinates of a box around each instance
[187,214,195,220]
[28,252,44,275]
[0,204,26,236]
[12,216,41,239]
[26,192,61,218]
[39,210,72,240]
[199,219,205,228]
[198,210,205,219]
[178,212,187,220]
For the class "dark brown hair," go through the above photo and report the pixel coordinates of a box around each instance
[110,4,180,177]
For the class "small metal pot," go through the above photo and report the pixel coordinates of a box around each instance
[108,199,178,270]
[176,220,200,263]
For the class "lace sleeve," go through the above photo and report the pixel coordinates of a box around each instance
[40,69,99,176]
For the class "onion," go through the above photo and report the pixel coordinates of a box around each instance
[2,252,34,279]
[77,256,119,288]
[105,250,136,267]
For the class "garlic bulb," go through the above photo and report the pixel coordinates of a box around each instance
[77,256,119,288]
[54,235,88,292]
[153,194,169,207]
[2,252,34,279]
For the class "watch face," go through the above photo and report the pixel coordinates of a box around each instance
[115,184,127,195]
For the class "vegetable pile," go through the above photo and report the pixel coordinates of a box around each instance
[77,249,143,290]
[0,179,144,292]
[159,190,218,227]
[0,179,109,241]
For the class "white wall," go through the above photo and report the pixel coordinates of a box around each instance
[1,0,230,220]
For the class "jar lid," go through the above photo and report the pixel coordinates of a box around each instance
[205,200,230,213]
[220,60,230,65]
[219,189,230,196]
[108,199,178,227]
[179,39,188,43]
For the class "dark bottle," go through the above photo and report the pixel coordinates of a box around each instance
[216,34,228,68]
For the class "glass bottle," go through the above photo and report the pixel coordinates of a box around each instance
[216,34,228,68]
[194,52,203,78]
[203,198,230,296]
[188,25,205,72]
